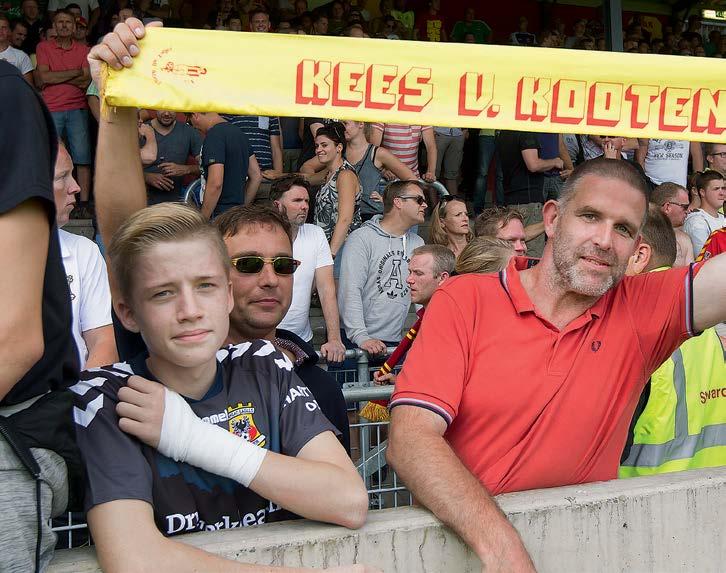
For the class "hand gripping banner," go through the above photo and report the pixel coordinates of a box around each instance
[103,28,726,142]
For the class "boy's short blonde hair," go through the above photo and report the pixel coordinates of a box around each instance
[108,203,229,300]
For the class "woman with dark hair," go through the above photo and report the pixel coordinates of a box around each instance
[313,122,362,267]
[430,196,472,258]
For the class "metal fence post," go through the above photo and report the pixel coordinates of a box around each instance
[356,348,370,385]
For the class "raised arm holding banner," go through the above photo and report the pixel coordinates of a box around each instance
[100,27,726,143]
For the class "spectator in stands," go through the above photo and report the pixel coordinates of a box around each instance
[297,120,415,222]
[36,9,92,217]
[207,0,236,29]
[433,126,466,195]
[214,204,352,454]
[539,132,573,200]
[0,14,33,83]
[48,0,100,30]
[473,128,499,213]
[75,204,369,565]
[249,7,271,32]
[705,30,721,57]
[226,15,243,30]
[620,205,726,477]
[369,122,436,187]
[345,23,365,37]
[565,19,587,48]
[296,116,339,169]
[510,16,536,46]
[143,110,202,204]
[10,19,28,49]
[370,0,394,38]
[189,111,262,217]
[387,158,726,572]
[391,0,414,38]
[0,60,79,573]
[636,139,703,188]
[451,7,491,43]
[651,182,694,266]
[683,170,725,255]
[54,141,116,368]
[706,142,726,176]
[312,12,329,35]
[455,237,515,275]
[312,123,362,268]
[496,130,563,257]
[414,0,446,42]
[474,206,530,256]
[270,175,346,363]
[223,113,283,199]
[430,196,473,258]
[697,227,726,261]
[373,244,454,385]
[19,0,42,53]
[338,180,425,358]
[74,15,89,45]
[83,28,371,561]
[328,0,347,35]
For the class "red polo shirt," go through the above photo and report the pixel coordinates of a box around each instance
[36,39,89,112]
[391,258,698,495]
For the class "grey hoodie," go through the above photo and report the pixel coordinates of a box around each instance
[338,215,424,346]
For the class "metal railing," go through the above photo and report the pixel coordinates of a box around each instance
[52,347,407,548]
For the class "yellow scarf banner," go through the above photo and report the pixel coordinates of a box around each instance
[103,28,726,142]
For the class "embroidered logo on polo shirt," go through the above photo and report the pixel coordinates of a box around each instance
[591,340,602,352]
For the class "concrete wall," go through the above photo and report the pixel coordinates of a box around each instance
[49,467,726,573]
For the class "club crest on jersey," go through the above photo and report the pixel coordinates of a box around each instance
[227,402,266,447]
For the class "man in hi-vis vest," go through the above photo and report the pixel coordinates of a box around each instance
[620,204,726,477]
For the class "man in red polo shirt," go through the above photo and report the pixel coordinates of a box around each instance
[387,157,726,571]
[36,9,91,216]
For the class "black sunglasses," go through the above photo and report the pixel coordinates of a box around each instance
[230,256,300,275]
[398,194,427,206]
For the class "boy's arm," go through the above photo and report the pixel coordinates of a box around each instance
[89,500,309,573]
[116,375,368,529]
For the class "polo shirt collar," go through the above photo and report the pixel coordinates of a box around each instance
[501,256,607,323]
[52,38,76,51]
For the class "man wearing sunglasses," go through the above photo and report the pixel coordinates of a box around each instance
[651,182,694,266]
[214,205,350,452]
[705,143,726,176]
[337,180,425,360]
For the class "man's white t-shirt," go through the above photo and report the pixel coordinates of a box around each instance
[278,224,333,342]
[47,0,99,19]
[683,210,725,257]
[643,139,690,187]
[0,45,33,75]
[59,229,113,368]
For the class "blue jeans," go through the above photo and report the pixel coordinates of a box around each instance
[474,135,503,212]
[52,109,91,165]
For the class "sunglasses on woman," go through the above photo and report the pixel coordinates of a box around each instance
[230,256,300,275]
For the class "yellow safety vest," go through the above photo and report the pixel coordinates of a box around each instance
[619,326,726,477]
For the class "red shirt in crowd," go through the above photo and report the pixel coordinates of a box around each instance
[390,257,699,495]
[696,228,726,262]
[36,39,90,112]
[370,123,431,177]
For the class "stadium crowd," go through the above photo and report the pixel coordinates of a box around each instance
[1,1,726,572]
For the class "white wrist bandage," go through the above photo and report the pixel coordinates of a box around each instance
[157,388,267,487]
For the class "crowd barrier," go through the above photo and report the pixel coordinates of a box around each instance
[50,468,726,572]
[52,347,403,549]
